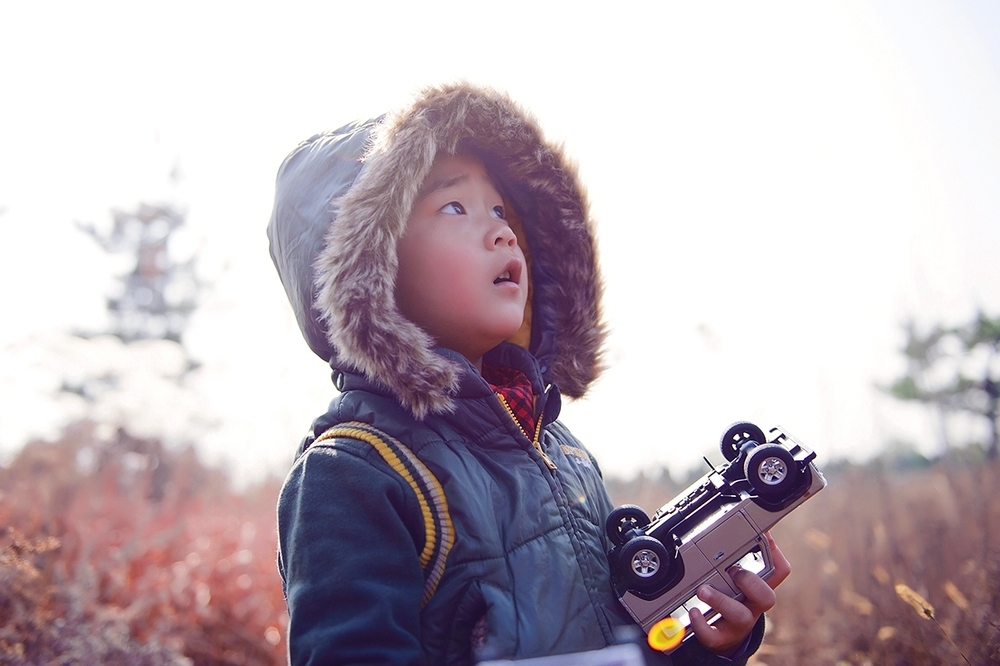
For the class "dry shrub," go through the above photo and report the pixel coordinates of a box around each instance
[763,459,1000,665]
[0,421,287,665]
[610,457,1000,665]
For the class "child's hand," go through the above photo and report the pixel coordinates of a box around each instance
[687,532,790,655]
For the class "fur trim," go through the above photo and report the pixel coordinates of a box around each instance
[312,83,606,418]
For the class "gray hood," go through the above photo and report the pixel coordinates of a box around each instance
[268,83,606,418]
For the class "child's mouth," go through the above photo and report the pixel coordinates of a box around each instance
[493,261,521,286]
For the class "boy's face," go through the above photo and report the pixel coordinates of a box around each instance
[396,153,528,366]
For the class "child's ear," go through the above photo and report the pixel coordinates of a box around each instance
[504,196,533,350]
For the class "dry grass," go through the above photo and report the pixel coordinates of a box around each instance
[5,421,999,665]
[0,421,286,665]
[611,457,1000,665]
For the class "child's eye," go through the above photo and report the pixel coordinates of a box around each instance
[441,202,466,215]
[492,205,506,220]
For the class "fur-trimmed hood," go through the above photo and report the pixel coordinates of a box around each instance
[268,83,605,418]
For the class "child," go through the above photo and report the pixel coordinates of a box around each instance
[267,83,786,664]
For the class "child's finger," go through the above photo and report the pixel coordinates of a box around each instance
[729,566,777,616]
[693,585,755,641]
[763,531,792,590]
[686,607,719,647]
[700,584,754,626]
[687,607,733,651]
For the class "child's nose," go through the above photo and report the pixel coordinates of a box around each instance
[491,223,517,248]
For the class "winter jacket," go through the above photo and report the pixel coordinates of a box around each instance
[267,83,764,664]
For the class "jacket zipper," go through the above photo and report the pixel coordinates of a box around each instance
[495,393,556,470]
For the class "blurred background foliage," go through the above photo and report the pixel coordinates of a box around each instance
[75,202,200,348]
[884,312,1000,459]
[1,423,285,665]
[2,200,286,665]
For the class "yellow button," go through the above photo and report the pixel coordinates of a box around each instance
[647,616,686,652]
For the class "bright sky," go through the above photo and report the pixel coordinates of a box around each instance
[1,1,999,484]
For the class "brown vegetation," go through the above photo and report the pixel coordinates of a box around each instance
[3,422,999,665]
[0,421,286,665]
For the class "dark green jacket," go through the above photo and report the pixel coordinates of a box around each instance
[277,344,762,664]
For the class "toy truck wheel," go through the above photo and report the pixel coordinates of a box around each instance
[619,536,674,593]
[744,444,800,500]
[720,422,767,462]
[606,505,651,546]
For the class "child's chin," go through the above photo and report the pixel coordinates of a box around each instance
[482,323,524,348]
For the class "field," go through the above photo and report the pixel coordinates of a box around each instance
[2,422,999,665]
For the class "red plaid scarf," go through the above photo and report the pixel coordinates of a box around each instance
[482,363,536,437]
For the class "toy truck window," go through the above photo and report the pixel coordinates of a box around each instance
[734,546,766,576]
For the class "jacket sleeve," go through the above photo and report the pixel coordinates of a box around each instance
[277,442,428,665]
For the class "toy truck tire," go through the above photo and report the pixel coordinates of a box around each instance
[606,505,651,546]
[720,422,768,461]
[744,444,801,501]
[618,536,676,594]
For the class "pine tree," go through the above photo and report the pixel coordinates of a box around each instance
[885,312,1000,459]
[76,203,199,345]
